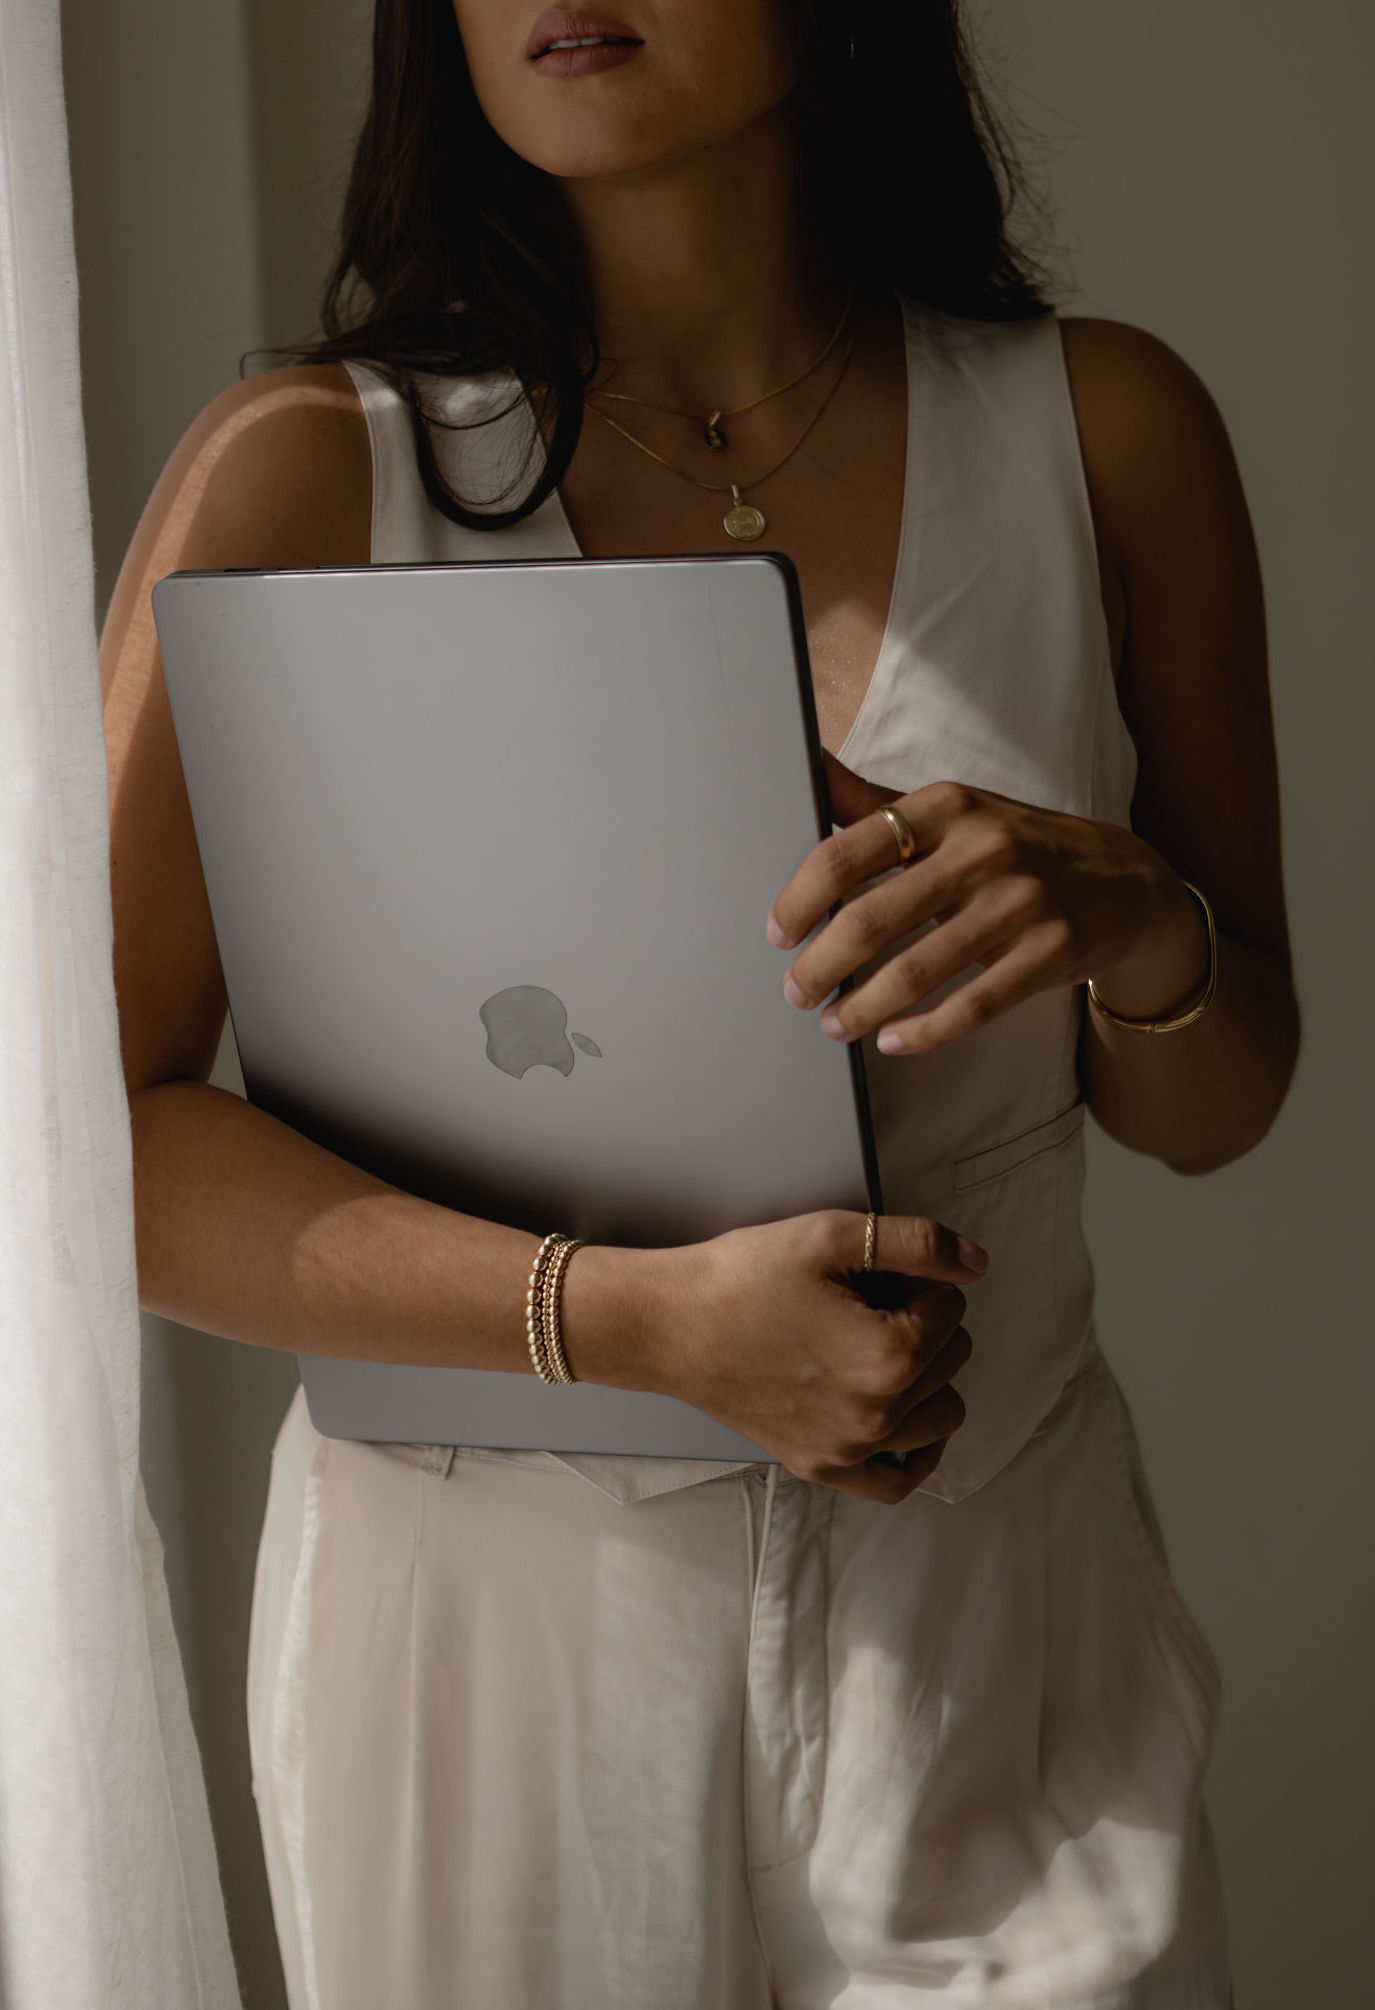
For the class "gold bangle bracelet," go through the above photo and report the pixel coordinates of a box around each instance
[1086,881,1218,1033]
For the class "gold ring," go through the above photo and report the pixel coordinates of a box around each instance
[863,1210,878,1272]
[877,802,918,866]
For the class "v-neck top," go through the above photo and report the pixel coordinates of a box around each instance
[342,299,1138,1506]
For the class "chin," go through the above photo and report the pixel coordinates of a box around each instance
[515,118,727,182]
[477,68,796,184]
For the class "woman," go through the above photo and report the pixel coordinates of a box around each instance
[102,1,1298,2004]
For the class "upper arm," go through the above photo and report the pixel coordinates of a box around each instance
[1059,315,1292,977]
[103,362,372,1095]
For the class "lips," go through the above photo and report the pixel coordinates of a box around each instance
[525,9,643,62]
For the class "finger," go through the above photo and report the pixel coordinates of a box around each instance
[868,1382,968,1459]
[821,1210,988,1282]
[809,1442,947,1503]
[780,856,968,1009]
[871,933,1055,1057]
[878,1215,989,1282]
[803,892,1020,1041]
[861,1279,967,1354]
[867,1440,949,1489]
[767,780,977,951]
[896,1324,973,1409]
[780,804,1026,1007]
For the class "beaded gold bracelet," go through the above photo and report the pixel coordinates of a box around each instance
[542,1237,584,1385]
[525,1232,585,1386]
[525,1232,562,1383]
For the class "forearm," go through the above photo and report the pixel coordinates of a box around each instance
[130,1078,658,1381]
[1081,885,1300,1173]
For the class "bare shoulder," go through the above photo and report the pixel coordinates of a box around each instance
[101,359,373,716]
[1061,311,1206,393]
[135,360,371,576]
[1057,315,1227,437]
[102,362,374,1092]
[1056,316,1246,566]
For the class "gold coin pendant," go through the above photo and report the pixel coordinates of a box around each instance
[723,487,767,542]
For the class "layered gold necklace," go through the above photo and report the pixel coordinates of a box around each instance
[583,286,856,542]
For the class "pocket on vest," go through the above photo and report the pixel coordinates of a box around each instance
[953,1098,1085,1190]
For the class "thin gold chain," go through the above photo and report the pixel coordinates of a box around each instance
[589,281,854,426]
[583,331,857,497]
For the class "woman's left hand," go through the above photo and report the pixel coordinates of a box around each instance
[765,751,1209,1057]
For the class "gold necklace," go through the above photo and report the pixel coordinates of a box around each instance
[584,332,856,542]
[589,283,853,452]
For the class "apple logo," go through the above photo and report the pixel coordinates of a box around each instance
[479,985,603,1079]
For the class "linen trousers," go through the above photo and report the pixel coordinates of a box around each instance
[247,1343,1232,2009]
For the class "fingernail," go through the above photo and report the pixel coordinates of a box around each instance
[819,1008,846,1038]
[958,1236,989,1273]
[765,913,793,948]
[783,974,811,1008]
[876,1027,906,1054]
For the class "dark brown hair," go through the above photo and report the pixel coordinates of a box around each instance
[267,0,1050,530]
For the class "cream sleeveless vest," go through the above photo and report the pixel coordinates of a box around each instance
[341,297,1137,1507]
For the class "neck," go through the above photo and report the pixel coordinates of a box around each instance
[555,100,846,412]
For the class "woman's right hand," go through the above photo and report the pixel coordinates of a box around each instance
[610,1211,987,1504]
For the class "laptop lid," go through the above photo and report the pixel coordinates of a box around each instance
[152,554,882,1457]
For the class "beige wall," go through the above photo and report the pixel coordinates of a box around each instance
[67,2,1372,2005]
[967,10,1375,2005]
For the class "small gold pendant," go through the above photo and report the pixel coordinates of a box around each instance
[723,484,767,542]
[703,410,728,451]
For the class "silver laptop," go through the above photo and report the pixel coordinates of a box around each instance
[152,555,882,1459]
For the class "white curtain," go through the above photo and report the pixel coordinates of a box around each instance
[0,5,240,2005]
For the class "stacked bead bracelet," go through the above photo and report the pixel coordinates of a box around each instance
[526,1232,584,1386]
